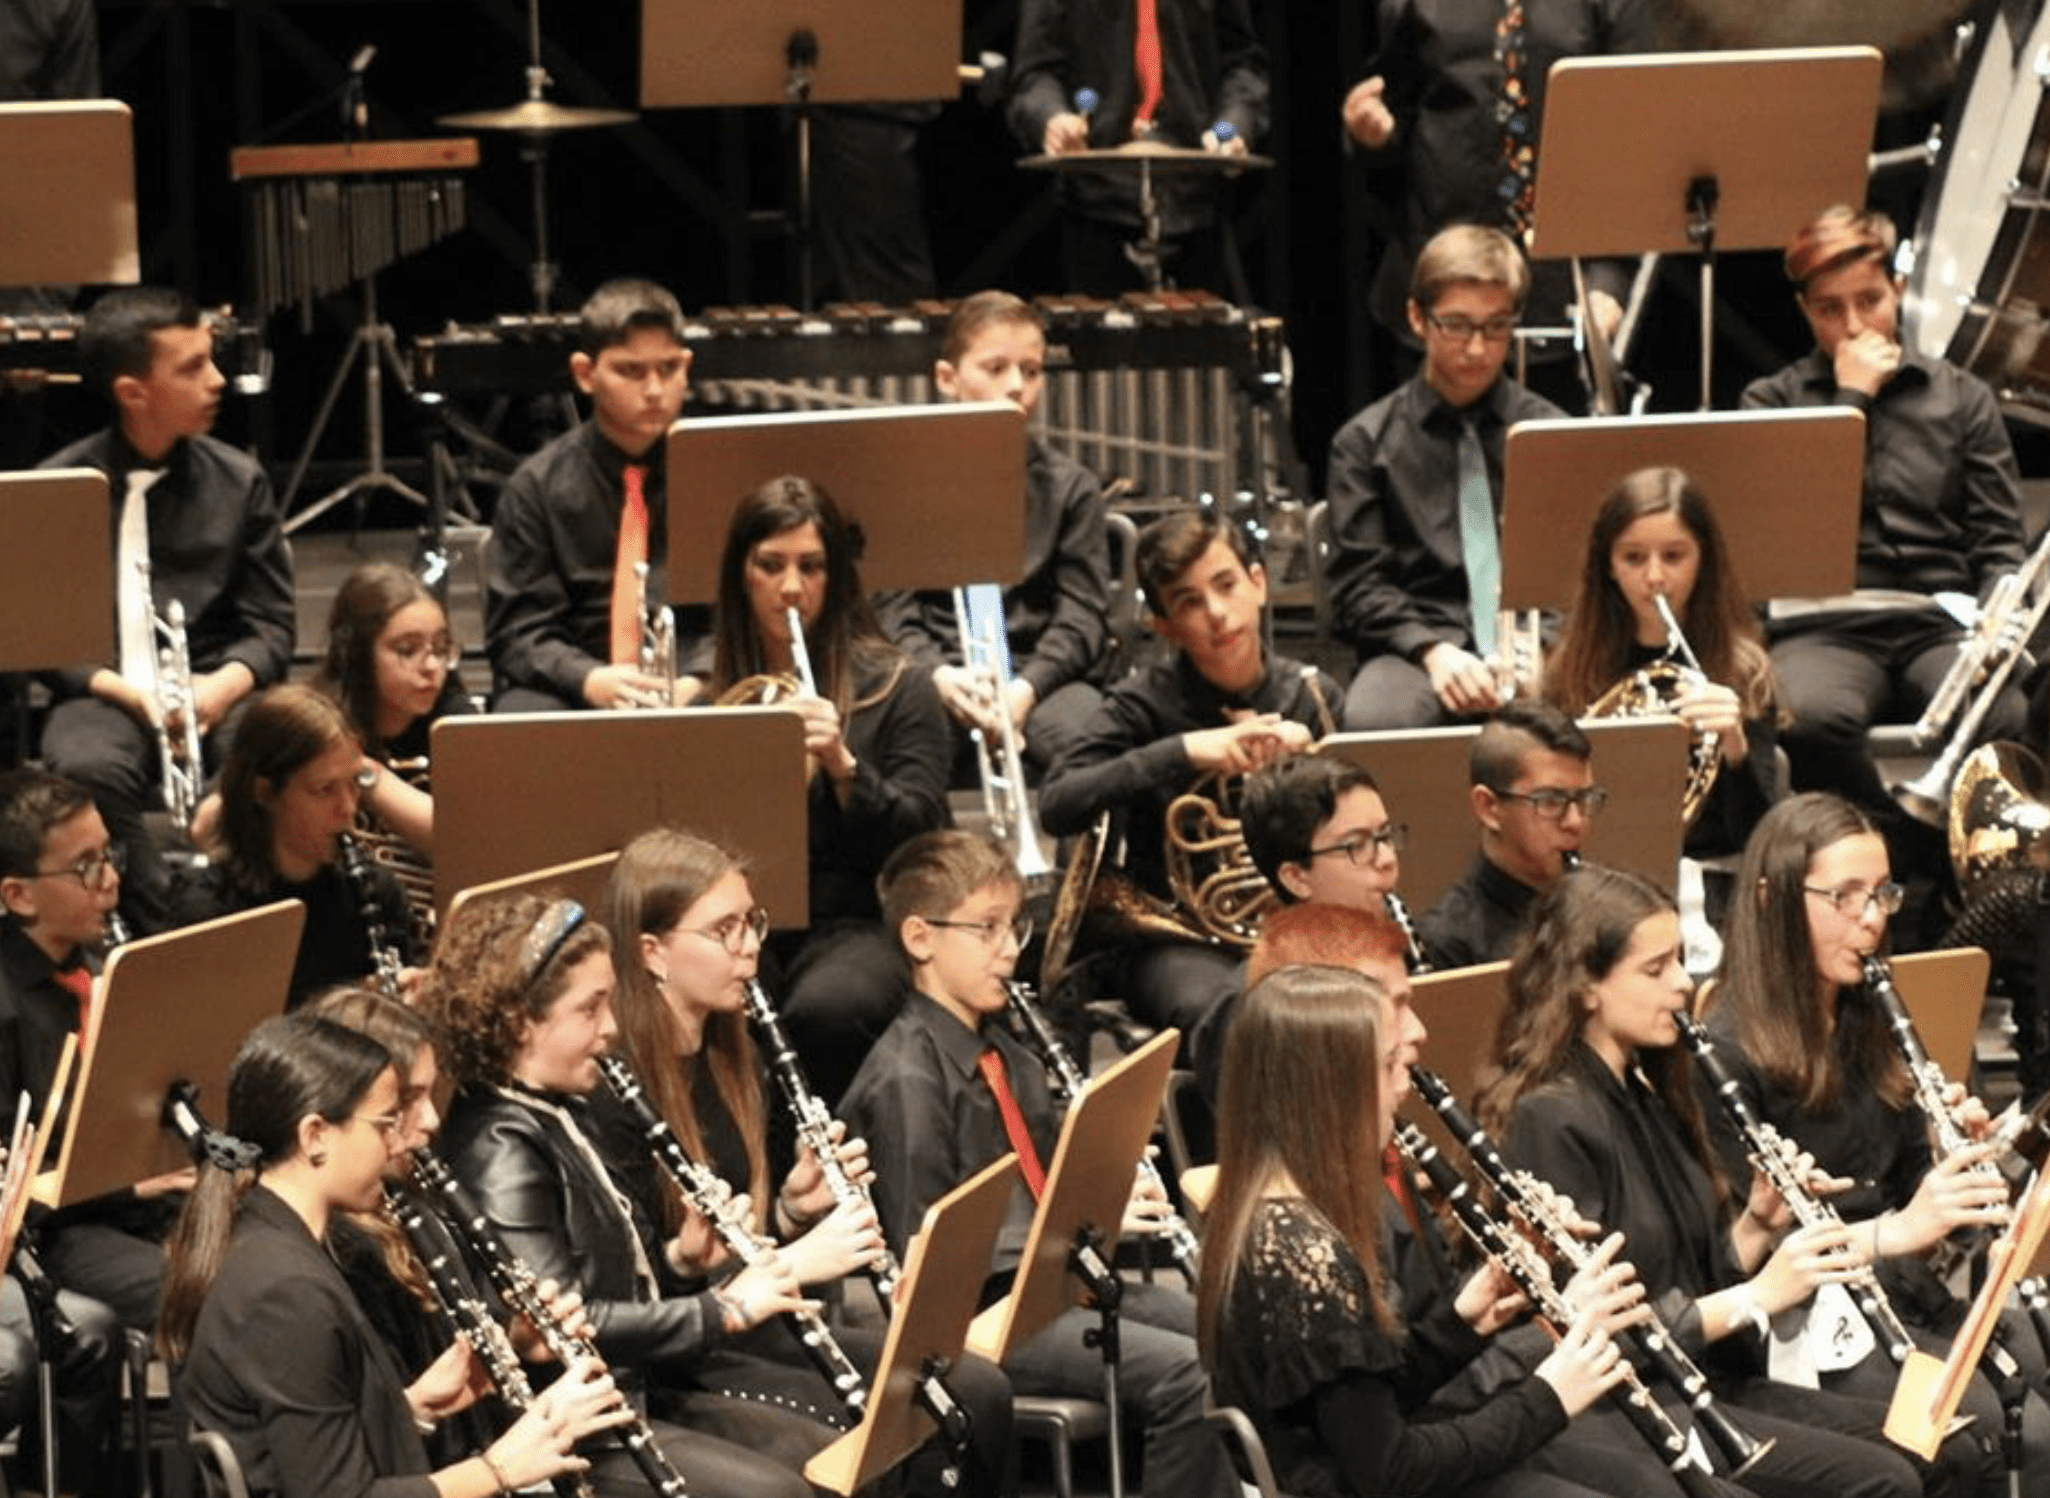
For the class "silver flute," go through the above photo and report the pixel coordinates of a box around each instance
[1674,1012,1913,1365]
[406,1145,692,1498]
[1002,980,1201,1283]
[383,1184,596,1498]
[595,1053,868,1423]
[740,979,903,1309]
[338,832,406,1001]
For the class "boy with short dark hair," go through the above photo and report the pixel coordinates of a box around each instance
[840,828,1235,1498]
[484,277,705,712]
[1324,224,1563,731]
[1037,510,1342,1034]
[37,286,296,934]
[1417,699,1603,970]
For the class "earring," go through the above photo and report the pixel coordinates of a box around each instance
[309,1150,328,1168]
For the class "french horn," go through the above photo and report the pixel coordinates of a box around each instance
[1584,594,1721,825]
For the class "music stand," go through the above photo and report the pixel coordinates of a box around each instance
[1888,948,1992,1086]
[1404,962,1512,1161]
[965,1029,1178,1498]
[0,471,111,671]
[667,403,1028,604]
[1318,717,1689,913]
[1499,410,1866,613]
[805,1157,1016,1495]
[1528,48,1882,407]
[641,0,960,308]
[0,102,139,288]
[39,903,304,1208]
[430,708,807,923]
[444,852,620,931]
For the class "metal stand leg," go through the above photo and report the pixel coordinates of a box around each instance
[1072,1225,1126,1498]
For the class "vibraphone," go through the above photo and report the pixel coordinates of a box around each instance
[231,138,479,330]
[414,291,1289,505]
[0,309,268,390]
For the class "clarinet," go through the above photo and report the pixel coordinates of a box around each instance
[1672,1013,1914,1365]
[406,1147,692,1498]
[1408,1067,1773,1479]
[384,1186,595,1498]
[594,1054,868,1424]
[1384,891,1431,974]
[1002,980,1201,1283]
[1862,954,2012,1280]
[1394,1120,1733,1494]
[339,831,405,1001]
[740,979,903,1308]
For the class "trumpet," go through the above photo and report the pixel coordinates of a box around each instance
[595,1054,868,1424]
[1394,1120,1742,1495]
[1406,1068,1773,1481]
[624,561,676,710]
[952,584,1055,885]
[1674,1013,1913,1365]
[740,979,903,1310]
[406,1146,692,1498]
[137,560,204,831]
[1002,980,1200,1283]
[383,1184,595,1498]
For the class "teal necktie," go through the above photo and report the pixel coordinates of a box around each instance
[1456,416,1500,658]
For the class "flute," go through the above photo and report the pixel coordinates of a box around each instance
[1002,980,1201,1283]
[595,1053,868,1424]
[406,1146,692,1498]
[740,979,902,1309]
[383,1184,595,1498]
[1673,1013,1914,1365]
[1407,1067,1773,1479]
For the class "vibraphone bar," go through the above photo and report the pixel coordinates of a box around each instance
[414,291,1288,504]
[0,309,268,391]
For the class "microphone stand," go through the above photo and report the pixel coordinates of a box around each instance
[1069,1223,1127,1498]
[13,1232,74,1498]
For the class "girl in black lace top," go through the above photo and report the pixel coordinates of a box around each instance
[1196,962,1633,1497]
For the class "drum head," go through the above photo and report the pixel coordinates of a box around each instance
[1908,0,2050,364]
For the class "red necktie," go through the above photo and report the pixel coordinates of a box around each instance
[1133,0,1163,128]
[608,464,649,666]
[53,965,91,1038]
[1382,1142,1422,1235]
[978,1048,1047,1199]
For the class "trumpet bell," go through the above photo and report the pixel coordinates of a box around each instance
[1950,741,2050,898]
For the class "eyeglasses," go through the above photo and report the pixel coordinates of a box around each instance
[381,634,460,669]
[1490,786,1608,821]
[350,1111,404,1139]
[1803,881,1905,919]
[678,906,771,954]
[925,915,1035,949]
[1423,311,1518,344]
[19,844,125,890]
[1307,824,1407,865]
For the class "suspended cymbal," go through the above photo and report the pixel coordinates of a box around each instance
[1021,139,1272,174]
[437,99,637,134]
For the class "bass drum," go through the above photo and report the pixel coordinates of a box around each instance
[1907,0,2050,423]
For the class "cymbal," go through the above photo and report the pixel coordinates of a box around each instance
[437,99,637,134]
[1020,140,1273,174]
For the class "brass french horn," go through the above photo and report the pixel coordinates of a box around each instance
[1584,594,1721,825]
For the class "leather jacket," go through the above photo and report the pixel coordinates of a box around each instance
[438,1082,726,1378]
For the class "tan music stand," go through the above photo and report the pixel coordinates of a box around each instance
[0,102,139,287]
[444,852,620,932]
[805,1156,1017,1495]
[1498,410,1866,613]
[1318,717,1689,914]
[39,902,304,1207]
[1888,948,1992,1086]
[965,1028,1178,1363]
[1404,962,1512,1160]
[0,470,112,670]
[665,403,1028,604]
[430,708,807,924]
[642,0,960,109]
[1527,47,1882,407]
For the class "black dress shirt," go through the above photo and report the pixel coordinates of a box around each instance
[0,921,88,1159]
[1325,374,1564,662]
[882,438,1111,700]
[179,1185,437,1498]
[169,860,420,1011]
[838,992,1060,1277]
[0,0,96,98]
[1037,651,1343,899]
[1008,0,1269,235]
[1739,349,2025,602]
[38,428,296,697]
[1416,853,1539,972]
